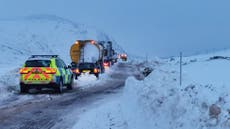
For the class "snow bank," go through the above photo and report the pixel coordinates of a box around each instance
[122,54,230,129]
[122,68,182,129]
[0,68,19,101]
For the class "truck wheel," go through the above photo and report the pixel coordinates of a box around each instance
[56,79,63,93]
[75,75,78,80]
[20,85,28,93]
[95,74,99,79]
[36,87,42,91]
[67,77,73,90]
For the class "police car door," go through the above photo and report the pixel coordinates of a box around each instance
[56,59,66,84]
[60,59,70,84]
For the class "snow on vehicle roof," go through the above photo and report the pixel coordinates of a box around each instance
[27,57,52,61]
[27,55,59,61]
[30,55,58,58]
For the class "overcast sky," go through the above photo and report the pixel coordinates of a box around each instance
[1,0,230,57]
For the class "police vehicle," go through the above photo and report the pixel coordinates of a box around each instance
[19,55,73,93]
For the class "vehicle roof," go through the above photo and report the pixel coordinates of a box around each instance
[78,62,97,67]
[27,55,60,61]
[78,62,96,64]
[26,57,52,61]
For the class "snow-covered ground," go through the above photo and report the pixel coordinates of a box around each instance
[72,49,230,129]
[72,96,126,129]
[77,68,113,89]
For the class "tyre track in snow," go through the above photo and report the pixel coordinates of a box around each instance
[0,62,143,129]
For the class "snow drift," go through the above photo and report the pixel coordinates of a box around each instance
[122,50,230,129]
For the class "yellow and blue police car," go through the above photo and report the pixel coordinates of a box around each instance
[19,55,73,93]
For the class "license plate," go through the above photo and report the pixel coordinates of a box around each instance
[83,70,90,73]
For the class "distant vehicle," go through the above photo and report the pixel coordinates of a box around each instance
[103,59,111,69]
[70,40,105,79]
[120,54,127,61]
[102,41,117,67]
[73,62,100,79]
[19,55,73,93]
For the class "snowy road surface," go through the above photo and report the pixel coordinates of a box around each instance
[0,62,142,129]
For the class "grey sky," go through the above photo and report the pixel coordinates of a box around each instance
[1,0,230,57]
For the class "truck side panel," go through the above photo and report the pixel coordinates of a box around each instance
[70,43,81,64]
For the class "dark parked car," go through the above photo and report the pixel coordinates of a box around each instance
[72,62,100,79]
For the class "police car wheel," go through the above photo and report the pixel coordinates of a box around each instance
[20,85,28,93]
[67,78,73,90]
[75,75,78,80]
[56,80,63,93]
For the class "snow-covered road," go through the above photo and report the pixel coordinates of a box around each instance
[0,62,143,129]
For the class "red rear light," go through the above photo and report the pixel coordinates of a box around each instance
[90,40,95,44]
[20,68,29,74]
[103,62,109,66]
[94,68,99,73]
[121,54,127,57]
[76,68,80,74]
[45,68,57,74]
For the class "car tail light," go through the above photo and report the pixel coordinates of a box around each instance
[103,62,109,67]
[121,54,127,57]
[94,68,99,73]
[45,68,57,74]
[76,68,80,74]
[90,40,95,44]
[20,68,29,74]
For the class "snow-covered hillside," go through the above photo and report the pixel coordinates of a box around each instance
[0,15,124,66]
[72,49,230,129]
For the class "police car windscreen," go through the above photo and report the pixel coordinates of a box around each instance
[25,60,51,67]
